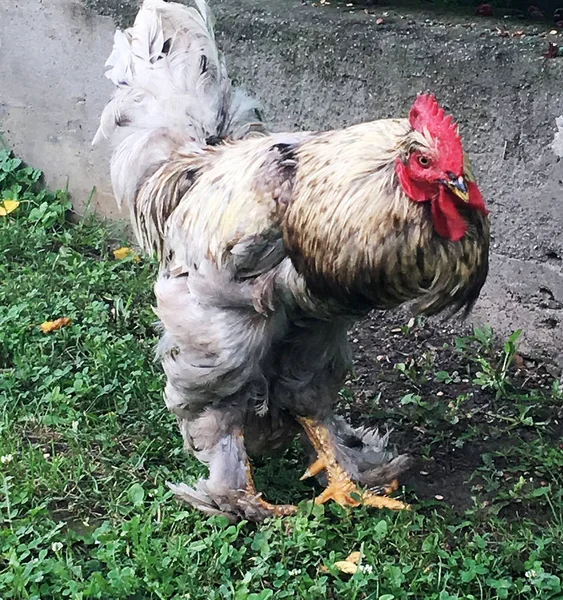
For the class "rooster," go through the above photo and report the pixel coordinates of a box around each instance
[94,0,490,521]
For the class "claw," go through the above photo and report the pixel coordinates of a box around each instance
[313,467,408,511]
[252,495,298,516]
[315,478,408,510]
[300,456,328,480]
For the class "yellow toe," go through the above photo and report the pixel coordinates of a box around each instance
[300,456,328,480]
[362,490,409,511]
[315,480,408,511]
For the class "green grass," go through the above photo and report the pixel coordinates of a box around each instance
[0,149,562,599]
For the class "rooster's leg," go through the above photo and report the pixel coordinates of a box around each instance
[169,422,296,522]
[297,416,408,511]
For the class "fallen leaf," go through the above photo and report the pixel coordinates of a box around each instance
[0,200,20,216]
[320,550,362,574]
[40,317,72,333]
[345,551,361,564]
[513,353,525,369]
[113,247,140,262]
[476,3,493,16]
[333,560,358,574]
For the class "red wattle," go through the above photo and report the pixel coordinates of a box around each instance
[431,188,468,241]
[396,161,489,242]
[467,181,489,215]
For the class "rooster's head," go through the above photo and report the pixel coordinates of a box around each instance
[395,93,488,242]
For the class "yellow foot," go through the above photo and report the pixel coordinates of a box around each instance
[315,478,408,510]
[244,456,297,517]
[300,456,328,480]
[297,416,409,512]
[252,496,298,517]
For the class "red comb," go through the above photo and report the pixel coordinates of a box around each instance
[409,94,463,172]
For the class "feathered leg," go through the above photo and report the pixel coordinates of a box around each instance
[273,320,411,510]
[298,416,409,511]
[169,417,296,522]
[329,415,413,491]
[154,271,298,522]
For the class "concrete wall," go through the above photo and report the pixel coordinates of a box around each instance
[0,0,119,218]
[1,0,563,364]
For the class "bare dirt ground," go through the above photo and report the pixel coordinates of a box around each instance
[343,313,563,514]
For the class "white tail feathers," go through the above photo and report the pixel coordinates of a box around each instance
[94,0,265,217]
[94,0,262,146]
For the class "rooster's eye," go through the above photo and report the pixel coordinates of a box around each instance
[417,156,431,168]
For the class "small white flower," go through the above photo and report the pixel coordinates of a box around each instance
[525,569,537,579]
[71,420,79,432]
[359,564,374,574]
[1,454,13,464]
[51,542,63,553]
[287,569,301,576]
[43,452,51,459]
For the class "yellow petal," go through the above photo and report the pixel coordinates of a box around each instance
[0,200,20,216]
[345,551,361,565]
[333,561,359,574]
[113,247,140,262]
[40,317,72,333]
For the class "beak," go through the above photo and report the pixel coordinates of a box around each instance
[443,175,469,203]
